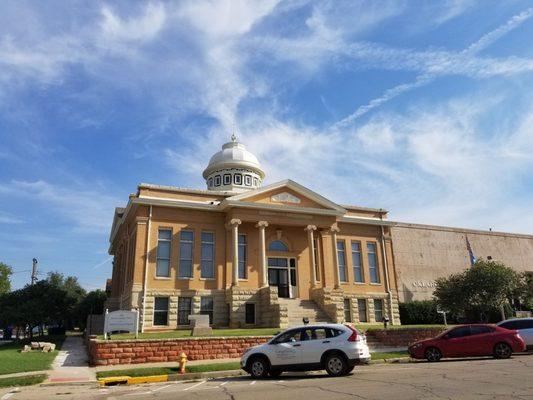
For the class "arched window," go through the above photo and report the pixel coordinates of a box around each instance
[268,240,289,252]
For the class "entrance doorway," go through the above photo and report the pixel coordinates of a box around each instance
[268,257,297,298]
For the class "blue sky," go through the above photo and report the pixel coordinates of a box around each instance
[1,0,532,291]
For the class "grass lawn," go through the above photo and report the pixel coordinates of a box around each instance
[96,361,241,379]
[99,328,281,340]
[371,351,409,360]
[0,374,47,388]
[99,325,449,341]
[0,335,65,376]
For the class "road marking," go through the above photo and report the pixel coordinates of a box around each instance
[152,384,172,392]
[250,380,256,385]
[1,387,19,400]
[125,390,153,396]
[219,381,228,387]
[183,380,206,391]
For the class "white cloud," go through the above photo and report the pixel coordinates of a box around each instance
[0,180,121,233]
[100,3,167,43]
[0,211,24,224]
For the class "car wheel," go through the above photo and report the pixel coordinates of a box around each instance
[424,347,442,362]
[268,370,282,378]
[493,342,512,359]
[248,357,269,378]
[325,353,348,377]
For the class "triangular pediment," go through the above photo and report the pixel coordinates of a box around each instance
[224,180,346,213]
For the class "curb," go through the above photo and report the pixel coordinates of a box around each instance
[98,370,247,386]
[97,359,413,386]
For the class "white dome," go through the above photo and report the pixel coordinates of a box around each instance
[202,136,265,192]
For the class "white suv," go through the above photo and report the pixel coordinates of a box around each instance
[241,324,370,378]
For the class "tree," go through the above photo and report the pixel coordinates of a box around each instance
[76,289,107,329]
[46,271,86,328]
[0,262,13,294]
[434,260,522,322]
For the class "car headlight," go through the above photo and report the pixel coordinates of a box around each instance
[411,343,423,349]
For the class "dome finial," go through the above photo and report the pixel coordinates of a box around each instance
[231,122,237,143]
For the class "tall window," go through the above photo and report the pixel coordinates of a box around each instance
[367,242,380,283]
[200,297,214,325]
[200,232,215,279]
[238,234,247,279]
[358,299,368,323]
[343,298,352,322]
[313,237,320,281]
[178,297,192,325]
[374,299,384,322]
[153,297,169,326]
[337,240,348,282]
[179,230,194,278]
[156,229,171,277]
[351,241,363,283]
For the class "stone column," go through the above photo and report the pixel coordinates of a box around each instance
[330,226,341,289]
[230,219,241,287]
[256,221,269,287]
[305,225,318,285]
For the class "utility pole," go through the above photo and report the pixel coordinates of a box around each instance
[31,258,38,285]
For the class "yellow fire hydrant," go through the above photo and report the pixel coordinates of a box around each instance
[179,352,188,374]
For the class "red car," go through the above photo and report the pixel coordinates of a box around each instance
[408,324,526,362]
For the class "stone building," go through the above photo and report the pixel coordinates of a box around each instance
[107,136,533,330]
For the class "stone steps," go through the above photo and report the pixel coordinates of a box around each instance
[281,299,332,326]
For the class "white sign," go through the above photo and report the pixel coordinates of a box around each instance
[411,280,436,288]
[104,309,139,339]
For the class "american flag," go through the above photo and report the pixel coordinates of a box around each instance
[466,235,476,267]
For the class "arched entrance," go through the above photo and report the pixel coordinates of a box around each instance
[267,239,298,298]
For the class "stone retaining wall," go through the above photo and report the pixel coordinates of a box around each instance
[88,336,272,366]
[366,328,446,347]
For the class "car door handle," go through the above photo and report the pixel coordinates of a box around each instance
[292,344,301,347]
[322,340,330,343]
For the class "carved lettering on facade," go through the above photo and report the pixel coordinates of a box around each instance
[411,281,437,288]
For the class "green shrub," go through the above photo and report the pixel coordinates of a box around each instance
[399,300,440,324]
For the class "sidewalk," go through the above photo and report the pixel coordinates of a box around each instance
[45,336,96,384]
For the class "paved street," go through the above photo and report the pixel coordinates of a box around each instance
[2,354,532,400]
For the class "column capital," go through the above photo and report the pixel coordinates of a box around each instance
[330,225,340,233]
[255,220,269,228]
[304,225,317,232]
[229,218,242,226]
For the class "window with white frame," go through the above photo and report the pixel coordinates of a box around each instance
[179,230,194,278]
[337,240,348,282]
[200,232,215,279]
[238,234,247,279]
[200,296,213,325]
[351,241,363,283]
[156,229,171,277]
[153,297,169,326]
[367,242,380,283]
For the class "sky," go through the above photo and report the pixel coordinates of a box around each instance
[1,0,532,291]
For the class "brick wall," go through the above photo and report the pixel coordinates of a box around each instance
[367,328,446,347]
[88,336,272,366]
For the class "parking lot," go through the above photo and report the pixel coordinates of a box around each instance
[2,353,532,400]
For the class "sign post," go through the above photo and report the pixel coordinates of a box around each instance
[436,305,448,327]
[103,309,139,339]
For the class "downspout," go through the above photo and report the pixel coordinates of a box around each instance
[141,205,153,333]
[379,211,395,325]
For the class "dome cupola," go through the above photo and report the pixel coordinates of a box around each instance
[202,134,265,193]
